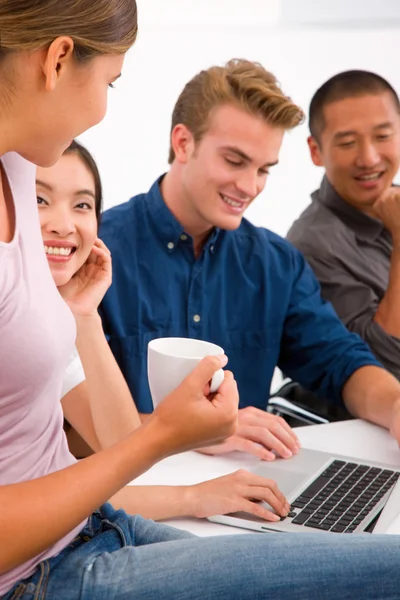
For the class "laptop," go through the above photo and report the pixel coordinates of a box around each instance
[208,447,400,535]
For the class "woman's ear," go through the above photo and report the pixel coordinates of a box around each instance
[42,36,75,92]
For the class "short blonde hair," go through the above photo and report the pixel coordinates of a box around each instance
[169,59,304,163]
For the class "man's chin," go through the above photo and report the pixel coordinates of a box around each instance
[214,214,244,232]
[346,185,385,210]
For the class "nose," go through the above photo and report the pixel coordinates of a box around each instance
[355,140,380,169]
[235,170,260,200]
[43,206,76,238]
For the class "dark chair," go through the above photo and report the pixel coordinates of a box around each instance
[267,379,353,427]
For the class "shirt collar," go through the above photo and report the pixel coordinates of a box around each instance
[145,176,222,253]
[315,175,386,242]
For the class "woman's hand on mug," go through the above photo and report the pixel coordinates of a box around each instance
[149,355,239,457]
[58,238,112,317]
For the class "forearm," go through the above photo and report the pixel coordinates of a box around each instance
[110,485,194,521]
[343,365,400,429]
[374,244,400,337]
[76,314,141,447]
[139,412,151,422]
[0,418,168,575]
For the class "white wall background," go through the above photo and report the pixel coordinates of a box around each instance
[79,0,399,236]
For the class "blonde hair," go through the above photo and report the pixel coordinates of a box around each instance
[169,59,304,163]
[0,0,138,60]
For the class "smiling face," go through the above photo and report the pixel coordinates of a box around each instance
[36,152,98,286]
[171,104,284,235]
[309,92,400,210]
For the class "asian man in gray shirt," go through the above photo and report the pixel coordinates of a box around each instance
[287,70,400,379]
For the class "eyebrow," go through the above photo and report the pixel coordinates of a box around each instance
[221,146,279,168]
[36,179,96,200]
[333,122,395,141]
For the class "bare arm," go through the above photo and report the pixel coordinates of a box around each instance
[374,244,400,337]
[63,380,289,523]
[110,485,194,521]
[75,314,141,447]
[111,471,289,523]
[0,356,237,575]
[371,187,400,337]
[343,365,400,430]
[58,240,140,448]
[0,419,164,574]
[62,381,102,452]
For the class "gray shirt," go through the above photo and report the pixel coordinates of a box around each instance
[287,176,400,379]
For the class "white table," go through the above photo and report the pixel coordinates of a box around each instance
[129,419,400,536]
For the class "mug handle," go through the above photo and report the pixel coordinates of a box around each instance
[209,368,225,393]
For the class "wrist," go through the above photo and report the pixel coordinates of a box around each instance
[181,484,199,518]
[75,312,102,330]
[169,485,196,517]
[136,414,178,463]
[75,313,103,348]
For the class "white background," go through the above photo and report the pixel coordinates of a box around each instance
[79,0,399,236]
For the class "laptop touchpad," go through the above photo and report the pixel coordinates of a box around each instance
[252,448,330,499]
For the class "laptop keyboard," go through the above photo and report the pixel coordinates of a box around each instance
[288,460,399,533]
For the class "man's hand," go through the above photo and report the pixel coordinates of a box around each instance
[371,188,400,244]
[198,406,300,460]
[149,355,239,457]
[186,469,290,521]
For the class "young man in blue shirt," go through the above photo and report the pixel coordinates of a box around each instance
[100,59,400,459]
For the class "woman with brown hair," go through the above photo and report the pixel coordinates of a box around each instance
[0,2,240,598]
[1,2,400,599]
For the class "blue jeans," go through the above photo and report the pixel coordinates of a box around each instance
[4,503,400,599]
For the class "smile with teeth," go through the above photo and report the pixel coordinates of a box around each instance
[355,173,383,181]
[45,246,75,256]
[220,194,245,208]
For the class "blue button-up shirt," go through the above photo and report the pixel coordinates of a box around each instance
[99,177,381,414]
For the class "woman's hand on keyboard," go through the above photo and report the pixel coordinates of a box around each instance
[186,469,290,521]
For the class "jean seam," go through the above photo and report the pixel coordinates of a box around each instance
[33,561,50,600]
[8,583,26,600]
[102,519,128,547]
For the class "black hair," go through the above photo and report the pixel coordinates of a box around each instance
[64,140,103,223]
[309,70,400,142]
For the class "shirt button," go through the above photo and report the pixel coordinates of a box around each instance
[180,234,188,241]
[167,242,174,250]
[193,314,201,323]
[210,244,215,253]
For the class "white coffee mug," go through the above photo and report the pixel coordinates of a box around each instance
[147,337,225,409]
